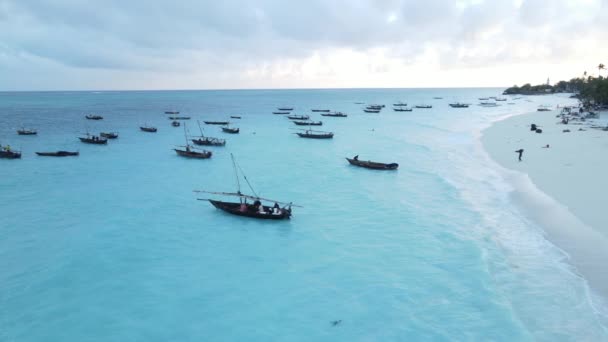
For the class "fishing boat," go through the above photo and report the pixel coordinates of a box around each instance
[85,114,103,120]
[393,102,408,106]
[277,107,293,111]
[191,121,226,146]
[79,134,108,144]
[449,103,469,108]
[165,111,180,114]
[433,97,443,99]
[100,132,119,139]
[363,109,381,113]
[168,116,191,120]
[174,123,212,159]
[295,129,334,139]
[537,105,552,112]
[346,156,398,170]
[311,109,331,112]
[230,116,242,119]
[194,154,296,220]
[0,145,21,159]
[36,151,79,157]
[172,121,181,127]
[293,120,322,126]
[17,128,37,135]
[140,126,157,132]
[479,102,498,107]
[415,105,432,109]
[495,97,507,101]
[366,105,384,110]
[273,111,290,115]
[321,112,347,117]
[287,115,309,120]
[222,126,240,134]
[479,97,489,100]
[393,108,413,112]
[204,121,229,125]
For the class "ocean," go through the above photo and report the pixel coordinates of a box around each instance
[1,89,606,341]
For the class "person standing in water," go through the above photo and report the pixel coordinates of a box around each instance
[515,149,524,162]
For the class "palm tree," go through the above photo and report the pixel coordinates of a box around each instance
[599,63,605,77]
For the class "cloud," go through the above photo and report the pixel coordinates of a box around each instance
[0,0,606,90]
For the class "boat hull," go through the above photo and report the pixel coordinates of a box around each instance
[0,151,21,159]
[140,127,157,132]
[346,158,398,170]
[191,138,226,146]
[174,149,212,159]
[296,133,333,139]
[79,137,107,144]
[208,200,291,220]
[36,151,79,157]
[222,128,239,134]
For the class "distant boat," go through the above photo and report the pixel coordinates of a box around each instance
[366,105,384,110]
[479,97,489,100]
[346,157,398,170]
[537,105,552,112]
[393,108,413,112]
[415,105,432,109]
[168,116,190,120]
[222,126,240,134]
[311,109,331,112]
[174,123,212,159]
[172,121,181,127]
[293,120,322,126]
[433,97,443,99]
[287,115,309,120]
[36,151,79,157]
[100,132,119,139]
[79,134,108,144]
[363,109,381,113]
[194,154,296,220]
[449,103,469,108]
[140,126,157,133]
[192,120,226,146]
[204,121,228,125]
[295,129,334,139]
[277,107,293,111]
[479,102,498,107]
[17,128,37,135]
[321,112,347,117]
[393,102,408,106]
[495,97,507,101]
[273,111,290,115]
[230,116,242,119]
[165,111,180,114]
[0,145,21,159]
[85,114,103,120]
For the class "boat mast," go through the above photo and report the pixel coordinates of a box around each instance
[230,153,241,195]
[183,122,189,147]
[197,120,205,138]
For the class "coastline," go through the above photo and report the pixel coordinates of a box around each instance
[481,108,608,299]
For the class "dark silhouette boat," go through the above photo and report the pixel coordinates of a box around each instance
[17,128,37,135]
[393,102,407,106]
[79,134,107,144]
[222,126,239,134]
[415,105,432,109]
[100,132,118,139]
[230,116,242,119]
[346,157,398,170]
[165,111,180,114]
[0,145,21,159]
[287,115,309,120]
[277,107,293,111]
[204,121,229,125]
[174,123,212,159]
[36,151,79,157]
[194,154,297,220]
[295,129,333,139]
[191,121,226,146]
[168,116,191,120]
[273,111,290,115]
[449,103,469,108]
[140,126,157,132]
[85,114,103,120]
[293,120,322,126]
[321,112,347,117]
[311,109,331,112]
[172,121,181,127]
[394,108,413,112]
[364,109,381,113]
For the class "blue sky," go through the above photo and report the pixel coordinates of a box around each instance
[0,0,606,90]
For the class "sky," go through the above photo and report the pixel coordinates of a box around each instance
[0,0,606,90]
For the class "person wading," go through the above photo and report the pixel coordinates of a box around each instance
[515,149,524,162]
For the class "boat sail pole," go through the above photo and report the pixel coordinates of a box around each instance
[197,120,205,138]
[230,153,241,195]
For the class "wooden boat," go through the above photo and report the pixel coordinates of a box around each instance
[36,151,79,157]
[79,134,107,144]
[311,109,331,112]
[0,146,21,159]
[366,105,383,110]
[204,121,228,125]
[433,97,443,99]
[495,97,507,101]
[172,121,181,127]
[191,121,226,146]
[295,129,333,139]
[277,107,293,111]
[140,126,157,132]
[222,127,240,134]
[346,157,398,170]
[449,103,469,108]
[537,105,552,112]
[85,115,103,120]
[273,111,290,115]
[321,112,347,117]
[100,132,118,139]
[363,109,380,113]
[478,97,489,100]
[293,120,322,126]
[174,123,213,159]
[230,116,242,119]
[17,128,37,135]
[393,108,413,112]
[168,116,191,120]
[415,105,432,109]
[393,102,407,106]
[194,154,297,220]
[287,115,309,120]
[165,111,180,114]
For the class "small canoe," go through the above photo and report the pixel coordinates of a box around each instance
[277,107,293,111]
[293,121,322,126]
[222,127,239,134]
[174,147,212,159]
[296,131,333,139]
[36,151,79,157]
[311,109,331,112]
[230,116,242,119]
[100,132,118,139]
[321,112,347,117]
[85,115,103,120]
[165,111,180,114]
[273,111,290,115]
[287,115,310,120]
[168,116,191,120]
[346,158,398,170]
[17,129,37,135]
[140,126,157,132]
[393,108,413,112]
[79,136,108,144]
[363,109,380,113]
[204,121,229,125]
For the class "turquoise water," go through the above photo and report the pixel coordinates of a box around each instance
[1,89,606,341]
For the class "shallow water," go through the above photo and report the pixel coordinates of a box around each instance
[1,89,606,340]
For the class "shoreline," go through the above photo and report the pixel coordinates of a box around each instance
[481,108,608,300]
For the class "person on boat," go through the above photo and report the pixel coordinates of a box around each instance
[354,155,359,161]
[515,149,524,162]
[258,202,266,214]
[240,202,247,212]
[4,145,10,151]
[273,202,281,215]
[186,145,191,152]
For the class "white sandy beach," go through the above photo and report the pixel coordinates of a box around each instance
[483,107,608,297]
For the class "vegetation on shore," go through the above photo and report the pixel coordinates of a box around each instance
[503,64,608,105]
